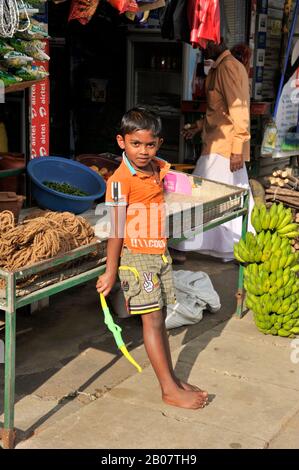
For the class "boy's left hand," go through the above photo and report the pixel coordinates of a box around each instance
[96,272,116,297]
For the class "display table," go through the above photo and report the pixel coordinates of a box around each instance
[0,176,249,448]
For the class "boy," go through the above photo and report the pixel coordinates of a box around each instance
[96,107,208,409]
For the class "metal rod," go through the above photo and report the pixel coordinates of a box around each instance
[236,193,249,317]
[4,274,16,436]
[15,265,106,309]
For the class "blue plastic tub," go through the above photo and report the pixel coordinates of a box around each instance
[27,156,106,214]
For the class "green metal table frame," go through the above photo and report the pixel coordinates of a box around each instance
[0,191,249,448]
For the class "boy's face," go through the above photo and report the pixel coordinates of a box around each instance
[116,130,163,169]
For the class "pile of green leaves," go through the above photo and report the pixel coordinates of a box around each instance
[43,181,89,197]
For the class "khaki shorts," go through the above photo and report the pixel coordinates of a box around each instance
[118,247,176,315]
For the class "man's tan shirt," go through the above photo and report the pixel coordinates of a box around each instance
[201,50,251,162]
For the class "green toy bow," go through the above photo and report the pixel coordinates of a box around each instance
[100,293,142,373]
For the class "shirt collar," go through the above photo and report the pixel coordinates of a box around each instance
[122,152,171,179]
[123,152,136,175]
[212,50,231,69]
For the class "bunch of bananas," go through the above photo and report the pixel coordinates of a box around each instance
[234,230,295,264]
[234,202,299,337]
[245,263,299,337]
[251,203,298,238]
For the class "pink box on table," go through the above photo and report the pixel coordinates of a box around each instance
[163,171,192,195]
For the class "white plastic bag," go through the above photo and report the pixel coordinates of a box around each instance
[166,270,221,329]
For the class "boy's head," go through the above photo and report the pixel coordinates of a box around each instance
[117,107,163,169]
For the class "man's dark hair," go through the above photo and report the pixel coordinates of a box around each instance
[120,107,162,137]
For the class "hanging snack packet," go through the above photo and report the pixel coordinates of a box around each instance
[26,0,47,6]
[0,70,22,86]
[18,2,40,19]
[10,39,50,61]
[17,21,49,40]
[0,39,14,56]
[3,51,33,68]
[14,65,49,81]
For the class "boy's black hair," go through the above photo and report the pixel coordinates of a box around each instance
[120,107,162,137]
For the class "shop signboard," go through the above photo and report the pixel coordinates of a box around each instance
[273,40,299,158]
[31,5,49,158]
[31,56,50,158]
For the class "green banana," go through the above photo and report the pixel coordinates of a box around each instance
[277,288,285,298]
[269,214,279,230]
[292,285,299,295]
[269,272,277,284]
[270,256,279,273]
[281,238,290,249]
[285,253,296,268]
[269,203,278,218]
[264,230,272,245]
[284,286,292,298]
[278,255,288,270]
[277,223,299,235]
[281,231,299,239]
[254,249,262,263]
[290,327,299,334]
[261,212,271,231]
[234,245,246,263]
[278,329,291,337]
[271,236,282,252]
[277,203,284,215]
[256,230,265,247]
[276,213,293,231]
[274,278,284,290]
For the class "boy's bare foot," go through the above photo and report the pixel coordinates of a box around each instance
[162,386,208,410]
[173,375,206,393]
[179,380,202,392]
[173,376,199,391]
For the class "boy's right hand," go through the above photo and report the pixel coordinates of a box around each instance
[96,272,116,297]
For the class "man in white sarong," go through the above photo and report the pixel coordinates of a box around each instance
[171,39,253,262]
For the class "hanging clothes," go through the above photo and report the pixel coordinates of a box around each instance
[107,0,138,14]
[219,0,229,42]
[187,0,220,49]
[160,0,190,43]
[160,0,177,39]
[68,0,100,25]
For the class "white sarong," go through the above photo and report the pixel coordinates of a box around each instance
[172,154,254,260]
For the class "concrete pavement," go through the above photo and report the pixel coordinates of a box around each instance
[1,253,298,449]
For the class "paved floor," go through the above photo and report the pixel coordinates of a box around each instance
[1,253,298,449]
